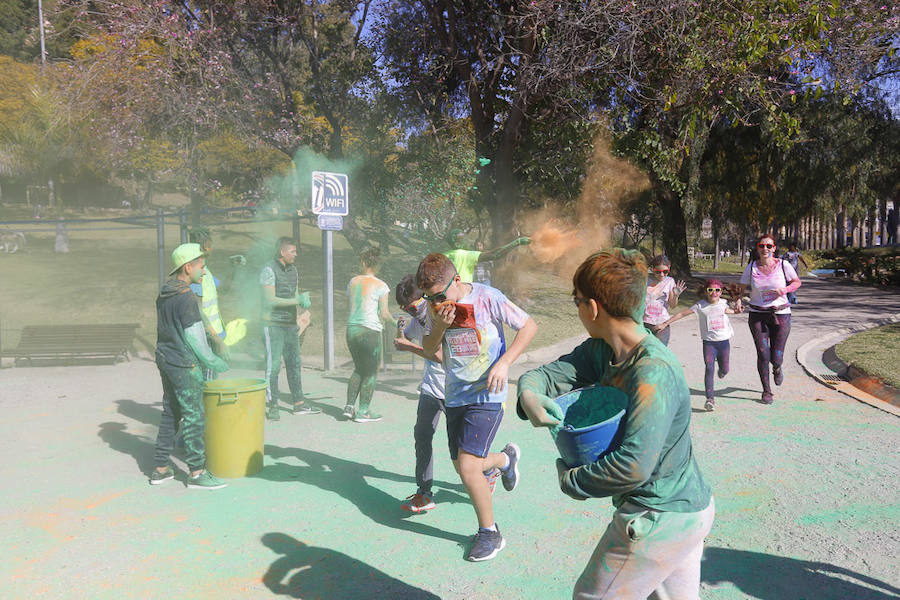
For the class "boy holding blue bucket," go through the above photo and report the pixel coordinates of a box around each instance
[517,249,713,599]
[417,253,537,562]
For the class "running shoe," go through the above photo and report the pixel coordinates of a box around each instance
[704,399,715,412]
[401,492,436,513]
[149,466,174,485]
[500,443,520,492]
[466,526,505,562]
[187,470,227,490]
[773,366,784,386]
[353,411,383,423]
[760,392,774,405]
[293,403,322,415]
[267,406,280,421]
[342,404,355,419]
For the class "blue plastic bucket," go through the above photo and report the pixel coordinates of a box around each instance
[553,385,629,467]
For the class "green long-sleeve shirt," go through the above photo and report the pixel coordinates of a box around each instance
[517,334,711,512]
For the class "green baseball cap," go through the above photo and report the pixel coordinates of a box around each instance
[169,243,205,275]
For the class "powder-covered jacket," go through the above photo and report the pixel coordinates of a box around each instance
[517,334,711,513]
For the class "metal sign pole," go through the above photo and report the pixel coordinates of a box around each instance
[311,170,347,372]
[323,229,335,370]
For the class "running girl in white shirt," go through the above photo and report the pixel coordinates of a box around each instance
[658,279,742,411]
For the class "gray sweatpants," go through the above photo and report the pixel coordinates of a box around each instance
[414,392,445,494]
[573,497,715,600]
[263,324,304,407]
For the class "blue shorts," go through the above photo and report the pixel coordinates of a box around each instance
[445,403,503,460]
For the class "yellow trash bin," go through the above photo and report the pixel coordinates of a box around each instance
[202,378,267,478]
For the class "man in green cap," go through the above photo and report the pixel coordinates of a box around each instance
[444,229,530,284]
[151,243,230,490]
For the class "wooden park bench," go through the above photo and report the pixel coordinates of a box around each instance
[8,323,140,366]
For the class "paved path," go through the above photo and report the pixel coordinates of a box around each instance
[1,276,898,599]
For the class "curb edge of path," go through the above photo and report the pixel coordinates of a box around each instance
[796,312,900,416]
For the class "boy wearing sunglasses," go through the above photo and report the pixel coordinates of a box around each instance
[416,253,538,561]
[657,279,742,411]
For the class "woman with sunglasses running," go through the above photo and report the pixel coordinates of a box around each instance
[658,279,742,411]
[739,234,801,405]
[643,255,687,346]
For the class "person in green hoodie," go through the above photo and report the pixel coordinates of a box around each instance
[517,249,714,599]
[151,243,230,490]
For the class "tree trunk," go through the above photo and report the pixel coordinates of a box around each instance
[713,226,720,270]
[879,197,888,247]
[867,204,876,248]
[837,206,846,249]
[815,213,822,250]
[657,191,691,276]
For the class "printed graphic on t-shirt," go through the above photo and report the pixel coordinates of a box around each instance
[708,316,725,331]
[761,289,779,303]
[446,328,480,357]
[645,303,665,319]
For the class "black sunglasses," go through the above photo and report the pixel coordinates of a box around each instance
[572,296,590,307]
[757,243,775,249]
[422,278,455,304]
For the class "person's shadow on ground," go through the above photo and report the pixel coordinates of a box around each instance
[114,398,162,426]
[261,532,440,599]
[256,445,470,544]
[99,399,170,476]
[97,422,156,474]
[702,547,900,600]
[689,386,758,400]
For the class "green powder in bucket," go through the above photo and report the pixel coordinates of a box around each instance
[563,388,627,429]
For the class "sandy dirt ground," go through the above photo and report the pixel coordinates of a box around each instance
[1,276,898,599]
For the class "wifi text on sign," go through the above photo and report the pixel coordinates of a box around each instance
[311,171,349,216]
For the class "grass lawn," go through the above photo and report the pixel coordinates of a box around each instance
[0,211,588,360]
[834,323,900,389]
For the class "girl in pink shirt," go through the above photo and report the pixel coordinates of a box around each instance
[643,255,686,346]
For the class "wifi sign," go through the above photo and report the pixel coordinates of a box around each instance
[311,171,349,216]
